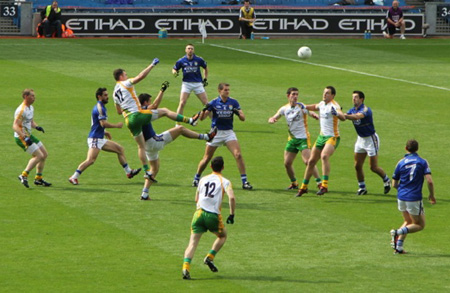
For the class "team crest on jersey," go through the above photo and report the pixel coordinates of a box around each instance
[228,105,233,110]
[194,62,198,66]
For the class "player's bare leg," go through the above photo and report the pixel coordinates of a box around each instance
[182,233,203,279]
[195,145,218,177]
[176,92,191,115]
[284,151,298,188]
[301,148,321,188]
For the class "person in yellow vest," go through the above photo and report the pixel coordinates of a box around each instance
[238,0,256,39]
[43,1,62,37]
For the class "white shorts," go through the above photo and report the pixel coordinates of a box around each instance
[397,199,424,216]
[181,82,205,95]
[145,130,173,161]
[26,141,44,154]
[207,130,237,147]
[87,138,107,149]
[354,133,380,157]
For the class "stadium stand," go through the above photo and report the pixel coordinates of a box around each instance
[32,0,412,9]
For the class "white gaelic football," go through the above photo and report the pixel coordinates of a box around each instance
[297,46,312,60]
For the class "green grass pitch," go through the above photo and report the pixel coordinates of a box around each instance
[1,37,449,292]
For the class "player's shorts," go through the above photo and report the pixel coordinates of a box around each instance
[125,110,156,137]
[314,135,340,149]
[387,25,399,36]
[181,82,205,95]
[285,137,311,154]
[87,138,108,149]
[397,199,424,216]
[191,209,224,234]
[15,135,43,154]
[207,130,237,147]
[145,130,173,161]
[354,133,379,157]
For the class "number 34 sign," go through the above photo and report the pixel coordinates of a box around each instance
[440,5,450,22]
[1,4,18,17]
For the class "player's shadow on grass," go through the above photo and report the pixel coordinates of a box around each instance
[197,275,340,284]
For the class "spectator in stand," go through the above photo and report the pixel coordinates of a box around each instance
[43,1,62,38]
[383,0,406,39]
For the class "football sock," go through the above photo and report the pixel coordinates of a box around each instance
[198,134,207,140]
[322,176,329,188]
[207,250,217,260]
[315,177,322,185]
[143,164,150,172]
[397,227,409,235]
[141,188,149,199]
[183,258,191,271]
[383,175,389,183]
[301,179,309,190]
[35,173,43,180]
[175,114,189,123]
[22,170,29,177]
[240,174,247,184]
[72,170,82,179]
[396,239,404,251]
[122,163,132,174]
[358,181,366,189]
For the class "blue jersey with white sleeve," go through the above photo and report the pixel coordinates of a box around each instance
[392,153,431,201]
[173,54,207,83]
[347,104,376,137]
[141,106,156,140]
[206,96,240,131]
[88,101,107,138]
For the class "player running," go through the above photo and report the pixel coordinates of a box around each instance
[68,87,141,185]
[182,156,236,280]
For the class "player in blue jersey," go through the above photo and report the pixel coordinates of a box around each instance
[68,88,141,185]
[137,82,217,200]
[389,139,435,254]
[192,83,253,190]
[344,91,391,195]
[172,44,209,116]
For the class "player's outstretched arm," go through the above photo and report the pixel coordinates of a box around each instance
[100,120,123,129]
[132,58,159,85]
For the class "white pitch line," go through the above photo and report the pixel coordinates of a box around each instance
[210,44,450,92]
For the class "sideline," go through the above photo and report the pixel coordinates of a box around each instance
[210,44,450,92]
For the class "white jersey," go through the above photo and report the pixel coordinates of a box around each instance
[113,79,141,117]
[318,100,341,137]
[196,172,231,214]
[278,103,310,139]
[14,102,34,138]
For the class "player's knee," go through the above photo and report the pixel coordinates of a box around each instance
[370,165,378,173]
[234,153,242,161]
[117,145,125,155]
